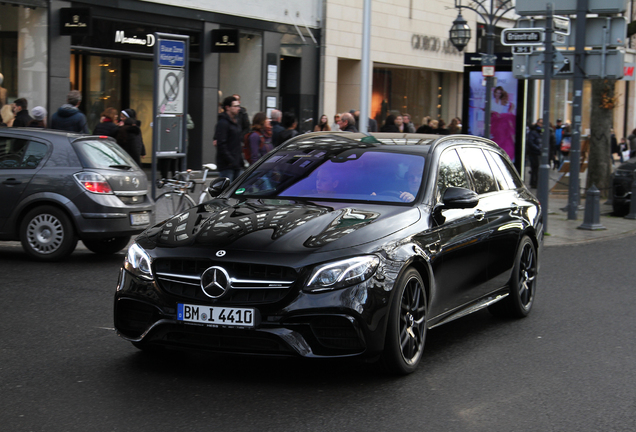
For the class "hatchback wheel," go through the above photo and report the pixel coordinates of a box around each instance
[83,236,131,255]
[20,206,77,261]
[489,236,537,318]
[382,268,427,375]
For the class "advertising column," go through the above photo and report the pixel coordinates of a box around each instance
[152,33,189,199]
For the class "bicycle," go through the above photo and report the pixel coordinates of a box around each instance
[153,164,218,224]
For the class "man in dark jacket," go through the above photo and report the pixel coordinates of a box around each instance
[339,112,358,132]
[274,112,299,147]
[50,90,89,133]
[12,98,33,127]
[215,96,244,181]
[270,109,285,145]
[232,94,251,141]
[526,119,543,189]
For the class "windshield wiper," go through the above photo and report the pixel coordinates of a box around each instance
[109,164,132,170]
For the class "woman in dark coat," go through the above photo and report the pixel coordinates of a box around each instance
[93,107,120,138]
[116,115,145,165]
[380,115,399,132]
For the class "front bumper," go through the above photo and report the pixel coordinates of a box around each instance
[114,267,394,358]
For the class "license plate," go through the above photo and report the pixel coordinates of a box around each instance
[177,303,255,328]
[130,212,150,226]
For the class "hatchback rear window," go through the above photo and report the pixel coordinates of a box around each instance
[73,139,138,169]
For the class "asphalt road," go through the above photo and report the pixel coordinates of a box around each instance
[1,236,635,432]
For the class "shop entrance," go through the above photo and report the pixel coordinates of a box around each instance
[70,53,154,163]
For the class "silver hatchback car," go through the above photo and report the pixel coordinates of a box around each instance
[0,128,153,260]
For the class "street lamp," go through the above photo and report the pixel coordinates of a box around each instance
[448,0,514,139]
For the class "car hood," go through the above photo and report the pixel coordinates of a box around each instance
[138,198,421,254]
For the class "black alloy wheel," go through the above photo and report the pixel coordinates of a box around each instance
[489,236,537,318]
[83,236,131,255]
[382,268,427,375]
[20,205,78,261]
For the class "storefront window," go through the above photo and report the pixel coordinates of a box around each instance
[130,59,154,163]
[0,4,48,111]
[85,56,122,132]
[372,67,452,130]
[219,32,262,124]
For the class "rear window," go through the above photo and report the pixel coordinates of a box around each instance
[73,139,138,169]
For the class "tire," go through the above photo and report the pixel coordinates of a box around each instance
[83,236,131,255]
[489,236,537,319]
[20,205,78,261]
[382,268,427,375]
[154,192,196,224]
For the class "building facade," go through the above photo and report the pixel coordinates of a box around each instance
[1,0,322,169]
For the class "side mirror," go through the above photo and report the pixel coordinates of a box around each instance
[206,177,231,197]
[441,187,479,209]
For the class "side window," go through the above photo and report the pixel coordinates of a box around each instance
[458,147,498,194]
[0,138,47,169]
[484,150,510,190]
[22,142,48,168]
[437,149,470,200]
[491,151,524,189]
[0,138,29,169]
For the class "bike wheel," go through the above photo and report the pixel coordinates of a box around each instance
[154,192,196,224]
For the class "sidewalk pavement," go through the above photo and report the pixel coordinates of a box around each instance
[540,192,636,247]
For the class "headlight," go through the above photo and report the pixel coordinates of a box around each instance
[305,256,380,293]
[124,243,153,280]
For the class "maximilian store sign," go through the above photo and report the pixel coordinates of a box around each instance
[70,18,200,59]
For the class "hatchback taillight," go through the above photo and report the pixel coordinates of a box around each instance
[73,172,113,194]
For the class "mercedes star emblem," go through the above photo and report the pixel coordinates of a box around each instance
[200,266,231,299]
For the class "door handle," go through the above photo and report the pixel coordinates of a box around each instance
[2,178,21,186]
[473,210,486,220]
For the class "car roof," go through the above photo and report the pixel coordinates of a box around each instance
[0,127,99,140]
[287,131,503,155]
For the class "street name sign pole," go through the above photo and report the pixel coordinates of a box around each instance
[539,5,554,233]
[568,0,588,219]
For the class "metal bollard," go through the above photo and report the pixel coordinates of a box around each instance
[625,170,636,220]
[578,185,606,230]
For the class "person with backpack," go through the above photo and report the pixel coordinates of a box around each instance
[244,112,273,165]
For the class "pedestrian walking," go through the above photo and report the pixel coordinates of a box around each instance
[244,112,273,165]
[116,108,146,166]
[93,107,120,138]
[526,119,543,188]
[12,98,33,128]
[215,95,244,181]
[50,90,89,133]
[28,106,47,128]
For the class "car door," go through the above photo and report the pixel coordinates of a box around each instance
[457,146,518,298]
[0,137,49,231]
[483,149,528,289]
[430,147,491,317]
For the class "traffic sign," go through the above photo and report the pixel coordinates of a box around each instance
[513,49,625,80]
[480,53,497,66]
[501,28,544,46]
[516,0,627,15]
[482,66,495,77]
[552,16,570,36]
[517,17,627,48]
[512,46,533,55]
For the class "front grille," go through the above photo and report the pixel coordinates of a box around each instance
[153,258,298,304]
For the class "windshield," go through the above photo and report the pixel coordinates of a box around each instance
[73,139,138,169]
[233,141,426,203]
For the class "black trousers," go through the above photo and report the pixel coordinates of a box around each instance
[528,153,539,188]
